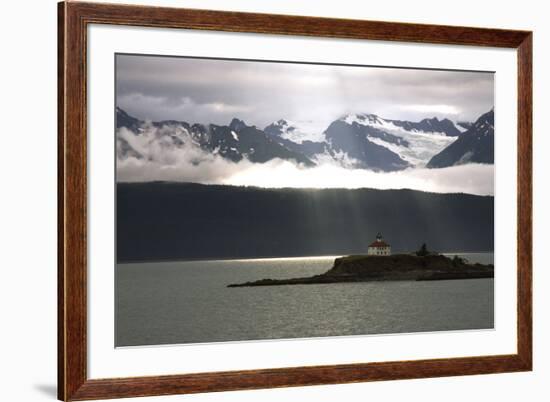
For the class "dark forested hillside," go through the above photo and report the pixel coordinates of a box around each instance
[117,182,494,262]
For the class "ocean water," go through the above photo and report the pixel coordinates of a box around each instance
[116,253,494,347]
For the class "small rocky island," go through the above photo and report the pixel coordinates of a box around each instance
[228,252,494,288]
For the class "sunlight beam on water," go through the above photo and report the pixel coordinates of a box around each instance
[225,255,341,263]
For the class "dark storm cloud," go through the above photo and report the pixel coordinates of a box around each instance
[116,54,494,127]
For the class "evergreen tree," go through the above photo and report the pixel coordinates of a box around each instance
[416,243,429,257]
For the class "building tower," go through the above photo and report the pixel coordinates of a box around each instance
[367,232,391,256]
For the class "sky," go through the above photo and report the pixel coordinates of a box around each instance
[116,54,494,129]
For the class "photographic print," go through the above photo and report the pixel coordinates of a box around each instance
[115,54,495,347]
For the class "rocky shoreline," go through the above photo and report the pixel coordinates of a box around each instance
[227,254,494,287]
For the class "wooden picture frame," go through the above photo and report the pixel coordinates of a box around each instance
[58,1,532,400]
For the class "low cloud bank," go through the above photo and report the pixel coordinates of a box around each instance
[117,143,494,196]
[221,161,494,196]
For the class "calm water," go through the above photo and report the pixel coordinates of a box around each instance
[116,253,494,347]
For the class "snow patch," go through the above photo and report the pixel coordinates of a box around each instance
[454,122,469,133]
[456,151,474,165]
[271,119,326,143]
[340,113,456,167]
[342,113,455,137]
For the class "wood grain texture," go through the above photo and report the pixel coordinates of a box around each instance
[70,355,529,401]
[57,3,65,400]
[59,2,88,400]
[66,1,529,48]
[58,1,533,400]
[516,33,533,370]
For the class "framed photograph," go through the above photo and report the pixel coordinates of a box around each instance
[58,1,532,400]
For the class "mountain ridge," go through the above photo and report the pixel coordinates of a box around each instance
[116,108,493,172]
[427,109,494,168]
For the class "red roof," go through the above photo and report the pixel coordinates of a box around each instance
[369,240,390,248]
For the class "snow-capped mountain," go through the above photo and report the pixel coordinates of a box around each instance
[116,107,492,173]
[116,109,315,167]
[262,113,465,170]
[427,110,494,168]
[341,113,462,137]
[264,119,326,144]
[322,119,410,171]
[322,113,459,168]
